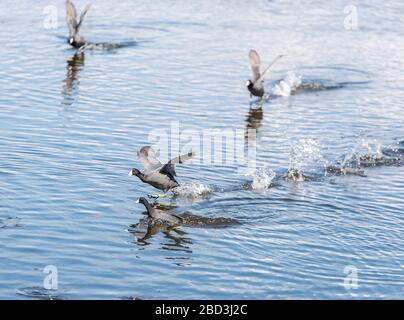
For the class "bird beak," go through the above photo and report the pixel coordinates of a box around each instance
[135,199,140,203]
[128,170,133,176]
[245,80,250,87]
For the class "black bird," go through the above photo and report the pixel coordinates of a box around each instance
[129,146,194,195]
[136,197,183,225]
[246,50,283,98]
[65,0,91,49]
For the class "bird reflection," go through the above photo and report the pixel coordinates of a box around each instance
[128,207,239,266]
[244,106,263,148]
[61,52,85,106]
[128,218,193,254]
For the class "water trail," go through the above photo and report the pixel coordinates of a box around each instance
[237,139,401,193]
[341,139,384,169]
[326,139,403,176]
[270,70,349,98]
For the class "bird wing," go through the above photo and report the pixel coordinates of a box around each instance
[76,3,91,33]
[257,54,283,83]
[66,0,78,37]
[137,146,162,172]
[168,151,195,165]
[165,151,195,177]
[249,49,261,82]
[159,163,178,181]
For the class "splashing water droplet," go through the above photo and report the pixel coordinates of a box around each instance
[272,71,302,97]
[289,138,327,174]
[341,139,384,169]
[174,183,212,198]
[246,167,276,190]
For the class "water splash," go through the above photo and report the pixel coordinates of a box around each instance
[174,183,212,198]
[283,168,306,182]
[289,138,328,173]
[341,139,383,169]
[246,167,276,190]
[271,71,302,97]
[382,140,404,159]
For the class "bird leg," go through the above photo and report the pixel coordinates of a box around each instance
[147,193,167,199]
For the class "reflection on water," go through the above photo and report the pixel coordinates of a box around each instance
[128,211,239,255]
[244,106,263,161]
[129,219,193,256]
[62,52,85,106]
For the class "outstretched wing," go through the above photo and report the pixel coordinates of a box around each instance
[168,151,195,165]
[137,146,162,172]
[257,54,283,83]
[76,3,92,33]
[164,151,195,177]
[249,49,261,82]
[159,151,195,183]
[66,0,78,37]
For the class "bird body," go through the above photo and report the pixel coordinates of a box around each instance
[136,197,182,225]
[246,50,283,98]
[129,146,194,193]
[66,0,91,49]
[246,81,265,98]
[139,169,179,192]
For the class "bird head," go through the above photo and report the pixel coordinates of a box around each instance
[128,168,141,177]
[135,197,148,205]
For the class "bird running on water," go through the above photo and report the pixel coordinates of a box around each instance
[136,197,183,225]
[129,146,195,198]
[65,0,91,49]
[246,50,283,99]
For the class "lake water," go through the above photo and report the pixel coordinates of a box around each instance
[0,0,403,299]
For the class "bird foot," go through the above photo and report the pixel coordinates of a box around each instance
[154,201,172,209]
[147,194,167,199]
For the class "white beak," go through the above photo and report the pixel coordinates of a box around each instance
[135,199,139,203]
[128,170,133,176]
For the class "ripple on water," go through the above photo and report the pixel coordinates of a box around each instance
[16,287,66,300]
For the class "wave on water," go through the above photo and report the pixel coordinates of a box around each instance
[17,287,65,300]
[0,217,22,229]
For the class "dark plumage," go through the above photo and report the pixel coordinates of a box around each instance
[129,146,195,193]
[136,197,182,224]
[66,0,91,49]
[246,50,283,98]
